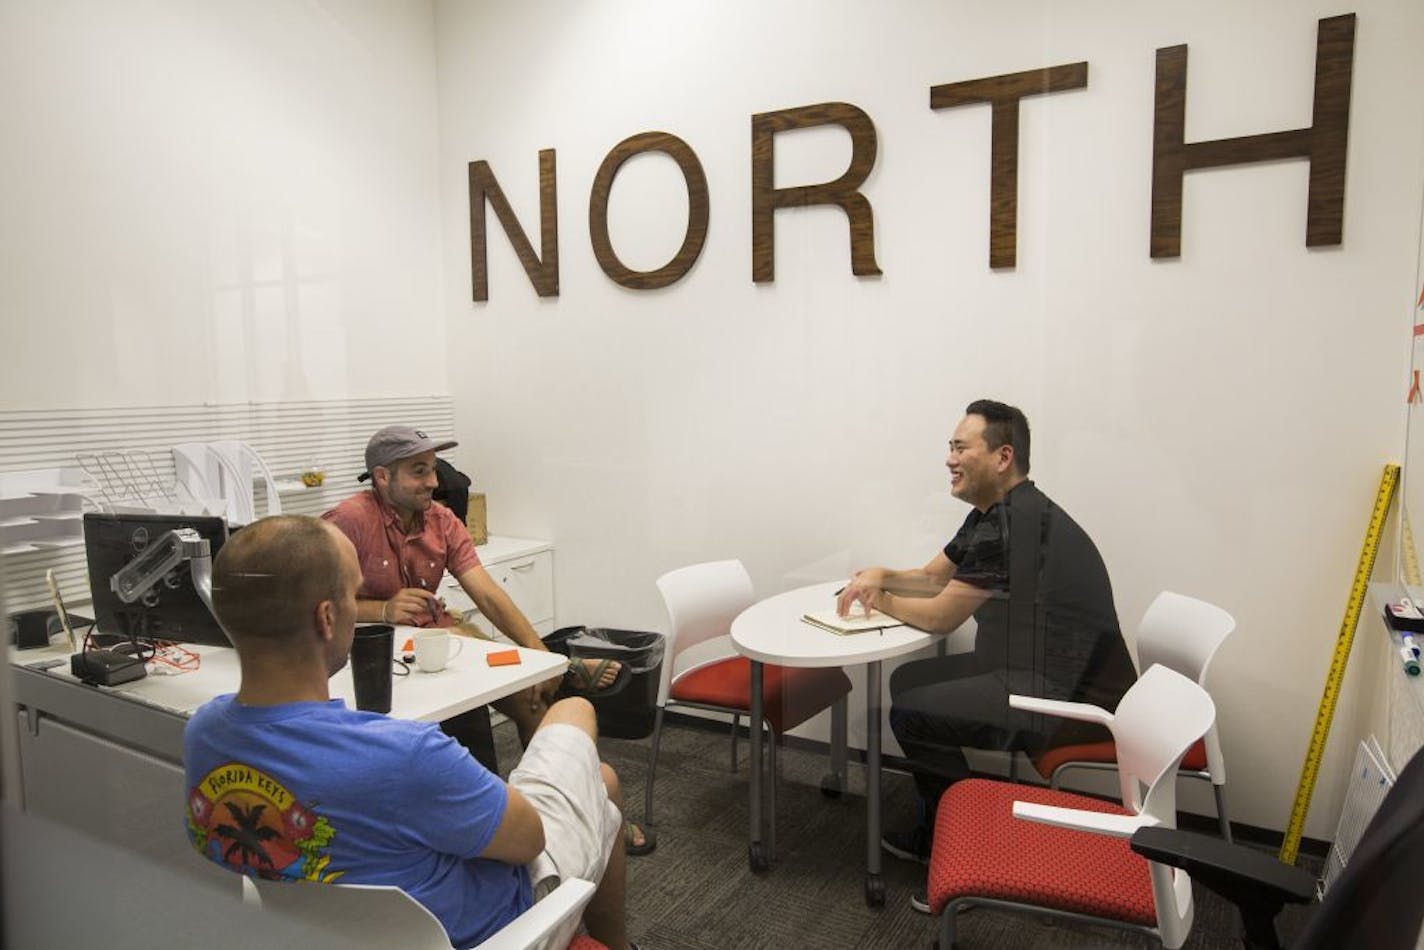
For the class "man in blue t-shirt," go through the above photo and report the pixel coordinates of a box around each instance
[836,400,1136,882]
[183,515,632,950]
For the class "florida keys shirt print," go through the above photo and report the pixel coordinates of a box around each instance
[187,762,339,882]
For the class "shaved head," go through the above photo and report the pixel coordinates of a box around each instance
[212,515,348,646]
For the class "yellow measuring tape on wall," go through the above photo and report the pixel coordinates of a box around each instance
[1279,463,1400,865]
[1402,504,1421,587]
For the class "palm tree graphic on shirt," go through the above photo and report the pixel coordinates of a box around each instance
[213,801,281,871]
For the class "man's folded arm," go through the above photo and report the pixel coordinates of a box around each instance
[890,552,959,594]
[879,578,987,635]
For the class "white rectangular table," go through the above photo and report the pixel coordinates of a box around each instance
[13,625,566,724]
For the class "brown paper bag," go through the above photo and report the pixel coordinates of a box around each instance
[466,492,488,546]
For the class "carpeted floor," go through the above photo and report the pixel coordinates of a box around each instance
[496,716,1316,949]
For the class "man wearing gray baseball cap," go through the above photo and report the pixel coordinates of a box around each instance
[325,424,609,719]
[365,425,459,475]
[323,426,652,854]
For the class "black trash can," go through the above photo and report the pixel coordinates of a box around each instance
[544,626,665,740]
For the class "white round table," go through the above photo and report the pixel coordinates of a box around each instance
[731,581,933,906]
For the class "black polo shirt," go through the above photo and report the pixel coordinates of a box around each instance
[943,480,1136,716]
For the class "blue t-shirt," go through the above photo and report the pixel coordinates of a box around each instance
[183,696,532,948]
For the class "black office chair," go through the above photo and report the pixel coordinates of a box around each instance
[1131,745,1424,949]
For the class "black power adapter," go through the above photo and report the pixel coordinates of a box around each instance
[71,649,147,686]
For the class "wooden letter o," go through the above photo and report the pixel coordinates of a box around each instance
[589,131,709,290]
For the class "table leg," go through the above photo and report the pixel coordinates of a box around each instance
[864,660,885,907]
[821,695,848,798]
[748,659,769,872]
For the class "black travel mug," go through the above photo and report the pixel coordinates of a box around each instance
[350,624,395,713]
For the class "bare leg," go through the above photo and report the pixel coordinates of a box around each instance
[537,700,629,950]
[491,687,549,747]
[532,697,649,854]
[531,700,647,848]
[582,763,629,950]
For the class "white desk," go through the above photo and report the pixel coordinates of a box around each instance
[13,628,565,723]
[731,581,933,907]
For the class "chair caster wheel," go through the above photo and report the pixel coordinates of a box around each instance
[820,774,843,799]
[749,843,770,872]
[864,874,885,907]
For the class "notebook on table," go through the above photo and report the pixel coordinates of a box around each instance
[801,609,903,635]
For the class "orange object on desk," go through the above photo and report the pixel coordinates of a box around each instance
[487,649,521,667]
[401,638,414,653]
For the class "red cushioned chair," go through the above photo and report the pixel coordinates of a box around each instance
[644,560,852,857]
[928,664,1214,949]
[1029,590,1235,841]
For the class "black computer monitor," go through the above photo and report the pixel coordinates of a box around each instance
[82,512,233,647]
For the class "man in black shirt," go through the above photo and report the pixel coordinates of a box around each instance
[837,400,1136,879]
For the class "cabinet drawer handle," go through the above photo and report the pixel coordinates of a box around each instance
[509,560,536,572]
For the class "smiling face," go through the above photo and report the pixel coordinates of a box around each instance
[374,450,438,519]
[945,414,1015,511]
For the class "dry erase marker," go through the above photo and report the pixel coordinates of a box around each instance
[1405,634,1421,658]
[1401,645,1420,676]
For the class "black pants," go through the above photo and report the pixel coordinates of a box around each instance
[888,652,1047,823]
[440,707,500,773]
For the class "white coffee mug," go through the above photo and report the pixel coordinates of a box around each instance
[413,629,464,673]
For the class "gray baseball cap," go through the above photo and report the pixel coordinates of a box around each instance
[364,425,458,472]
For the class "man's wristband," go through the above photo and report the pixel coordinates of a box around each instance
[381,599,391,623]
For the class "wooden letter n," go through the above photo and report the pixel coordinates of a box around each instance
[469,149,559,301]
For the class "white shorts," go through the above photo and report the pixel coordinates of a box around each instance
[508,722,621,940]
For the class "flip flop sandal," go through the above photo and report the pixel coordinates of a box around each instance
[565,656,621,695]
[625,820,656,857]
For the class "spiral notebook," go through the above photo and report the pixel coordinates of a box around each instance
[801,609,903,635]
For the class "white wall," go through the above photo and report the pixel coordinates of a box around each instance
[437,0,1424,838]
[0,0,451,825]
[1,0,1418,843]
[0,0,448,409]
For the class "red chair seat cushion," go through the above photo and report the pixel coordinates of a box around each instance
[670,657,852,734]
[928,778,1156,925]
[1032,738,1208,779]
[567,935,608,950]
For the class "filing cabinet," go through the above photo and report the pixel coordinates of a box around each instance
[441,536,555,638]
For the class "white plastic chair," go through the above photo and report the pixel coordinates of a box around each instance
[1030,590,1236,840]
[173,440,283,525]
[645,560,851,858]
[929,664,1215,949]
[241,875,597,950]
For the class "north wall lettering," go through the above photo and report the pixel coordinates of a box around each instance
[469,149,559,301]
[930,63,1089,270]
[468,14,1354,301]
[750,102,881,283]
[1150,13,1354,258]
[589,131,710,291]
